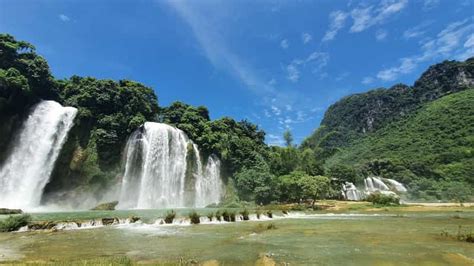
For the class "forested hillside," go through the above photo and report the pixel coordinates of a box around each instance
[302,59,473,201]
[1,34,472,204]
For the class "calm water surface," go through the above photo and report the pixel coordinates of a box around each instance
[0,210,473,265]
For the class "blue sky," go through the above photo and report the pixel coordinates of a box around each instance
[1,0,473,145]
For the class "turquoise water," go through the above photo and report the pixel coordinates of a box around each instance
[0,210,473,265]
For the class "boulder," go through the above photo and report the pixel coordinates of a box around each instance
[91,201,119,211]
[0,208,23,215]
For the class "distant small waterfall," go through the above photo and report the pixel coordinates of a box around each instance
[341,176,407,201]
[0,100,77,209]
[118,122,224,209]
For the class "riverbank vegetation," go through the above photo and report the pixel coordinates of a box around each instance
[0,214,31,232]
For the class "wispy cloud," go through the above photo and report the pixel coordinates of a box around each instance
[167,1,274,95]
[280,39,289,49]
[286,52,329,82]
[323,1,407,42]
[403,21,433,40]
[58,14,70,22]
[350,0,408,33]
[377,19,474,81]
[423,0,440,11]
[362,76,375,85]
[322,10,348,42]
[266,134,285,146]
[302,33,312,44]
[377,57,416,81]
[286,63,300,82]
[375,29,388,41]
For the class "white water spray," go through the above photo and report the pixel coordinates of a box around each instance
[118,122,223,209]
[0,100,77,209]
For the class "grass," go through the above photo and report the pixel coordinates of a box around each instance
[0,214,31,232]
[252,223,277,233]
[440,225,473,243]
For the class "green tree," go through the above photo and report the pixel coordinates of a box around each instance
[327,164,358,183]
[299,175,331,206]
[283,129,293,147]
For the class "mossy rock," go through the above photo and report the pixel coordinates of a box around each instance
[91,201,119,210]
[0,208,23,215]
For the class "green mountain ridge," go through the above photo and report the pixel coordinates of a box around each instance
[302,59,474,200]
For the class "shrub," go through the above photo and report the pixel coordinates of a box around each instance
[164,210,176,224]
[266,223,277,230]
[240,209,249,221]
[252,223,277,233]
[189,211,200,225]
[266,210,273,218]
[215,210,222,222]
[440,225,473,243]
[0,214,31,232]
[256,210,261,219]
[229,211,236,222]
[206,212,214,221]
[366,192,400,206]
[222,210,230,222]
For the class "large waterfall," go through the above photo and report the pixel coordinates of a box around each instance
[118,122,224,209]
[0,100,77,209]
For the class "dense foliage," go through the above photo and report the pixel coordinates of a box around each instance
[1,34,472,205]
[302,59,473,160]
[325,89,474,200]
[301,58,473,201]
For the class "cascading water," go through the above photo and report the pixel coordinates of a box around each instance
[118,122,224,209]
[341,176,407,201]
[0,100,77,209]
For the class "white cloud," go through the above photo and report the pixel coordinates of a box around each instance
[335,72,350,81]
[350,7,373,33]
[464,34,474,48]
[403,21,433,40]
[423,0,440,11]
[286,52,329,82]
[350,0,407,33]
[271,105,281,116]
[267,134,285,146]
[375,29,388,41]
[322,10,348,42]
[377,19,474,81]
[302,33,312,44]
[280,39,289,49]
[377,57,416,81]
[286,63,300,82]
[58,14,70,22]
[167,1,275,96]
[362,76,374,84]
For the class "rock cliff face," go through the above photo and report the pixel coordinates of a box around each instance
[302,58,474,154]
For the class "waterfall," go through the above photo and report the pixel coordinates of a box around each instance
[385,178,407,192]
[195,154,223,207]
[341,182,362,201]
[342,177,407,201]
[0,100,77,209]
[119,122,224,209]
